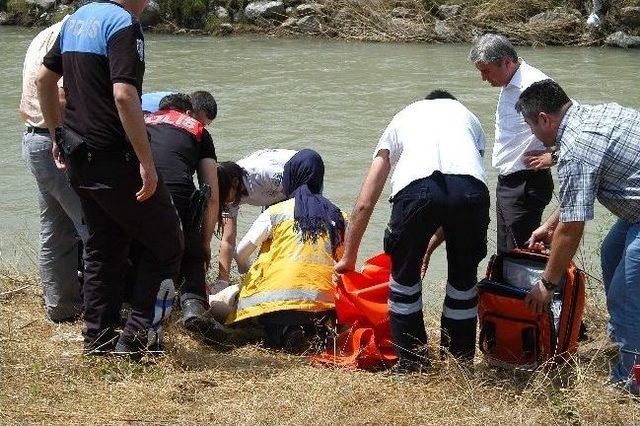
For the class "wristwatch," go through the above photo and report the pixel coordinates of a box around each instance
[550,149,559,165]
[540,276,557,291]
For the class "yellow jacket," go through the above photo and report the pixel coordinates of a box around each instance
[229,198,342,323]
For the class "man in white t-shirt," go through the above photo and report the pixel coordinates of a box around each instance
[334,91,490,372]
[469,34,555,254]
[213,149,297,291]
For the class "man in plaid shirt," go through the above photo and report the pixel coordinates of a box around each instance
[515,79,640,396]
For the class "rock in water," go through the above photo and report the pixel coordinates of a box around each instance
[605,31,640,48]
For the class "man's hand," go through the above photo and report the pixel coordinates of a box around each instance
[51,142,66,170]
[528,223,554,252]
[524,281,553,314]
[202,240,212,270]
[523,150,553,170]
[421,251,431,279]
[333,258,356,286]
[136,162,158,202]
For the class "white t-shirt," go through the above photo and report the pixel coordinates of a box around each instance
[493,61,551,176]
[373,99,487,197]
[224,149,297,218]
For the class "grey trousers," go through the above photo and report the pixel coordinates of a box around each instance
[22,130,87,321]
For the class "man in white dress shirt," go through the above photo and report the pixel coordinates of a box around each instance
[469,34,555,254]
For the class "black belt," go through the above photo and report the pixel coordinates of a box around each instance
[26,126,50,135]
[499,168,551,182]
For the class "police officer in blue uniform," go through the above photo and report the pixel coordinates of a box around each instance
[38,0,183,356]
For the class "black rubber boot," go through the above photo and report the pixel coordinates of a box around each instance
[181,298,226,344]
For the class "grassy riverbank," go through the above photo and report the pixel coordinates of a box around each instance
[2,0,640,46]
[1,266,638,425]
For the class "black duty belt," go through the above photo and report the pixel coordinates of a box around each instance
[26,126,50,135]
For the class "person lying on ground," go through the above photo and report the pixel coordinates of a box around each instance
[224,149,345,353]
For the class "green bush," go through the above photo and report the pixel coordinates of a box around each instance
[160,0,209,28]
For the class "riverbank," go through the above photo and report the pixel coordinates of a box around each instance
[1,266,638,424]
[1,0,640,47]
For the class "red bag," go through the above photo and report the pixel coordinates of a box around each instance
[312,253,398,370]
[478,249,586,370]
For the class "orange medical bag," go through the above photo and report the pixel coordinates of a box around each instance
[478,249,586,370]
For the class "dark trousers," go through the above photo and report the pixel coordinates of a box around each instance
[383,173,489,362]
[496,169,553,254]
[174,197,207,303]
[67,147,183,345]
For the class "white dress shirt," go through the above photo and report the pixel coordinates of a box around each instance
[493,60,551,176]
[374,98,487,197]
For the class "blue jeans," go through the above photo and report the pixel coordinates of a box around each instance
[21,130,87,321]
[601,219,640,394]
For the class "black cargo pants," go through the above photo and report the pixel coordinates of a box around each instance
[384,173,489,362]
[67,146,183,346]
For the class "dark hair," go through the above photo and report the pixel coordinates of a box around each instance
[216,161,248,228]
[425,89,457,101]
[190,91,217,120]
[158,93,193,113]
[515,79,571,123]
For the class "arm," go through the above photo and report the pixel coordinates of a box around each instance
[233,211,271,274]
[528,209,560,251]
[421,227,444,278]
[196,158,219,269]
[217,215,238,282]
[112,82,157,202]
[524,220,584,313]
[333,151,391,276]
[36,67,64,167]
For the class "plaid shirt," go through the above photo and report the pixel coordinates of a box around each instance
[556,103,640,223]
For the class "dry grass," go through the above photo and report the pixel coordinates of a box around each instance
[1,267,638,425]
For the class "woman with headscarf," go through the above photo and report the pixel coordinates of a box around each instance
[225,149,346,352]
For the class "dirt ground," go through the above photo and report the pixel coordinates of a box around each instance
[1,268,638,425]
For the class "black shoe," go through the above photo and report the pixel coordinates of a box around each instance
[112,333,156,360]
[281,326,309,354]
[391,357,431,376]
[83,328,119,356]
[181,299,226,344]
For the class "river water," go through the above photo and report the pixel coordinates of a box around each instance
[1,27,638,296]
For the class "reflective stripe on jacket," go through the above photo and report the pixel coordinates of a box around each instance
[230,198,340,323]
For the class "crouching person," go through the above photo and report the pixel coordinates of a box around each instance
[227,149,345,353]
[334,90,490,373]
[141,93,224,343]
